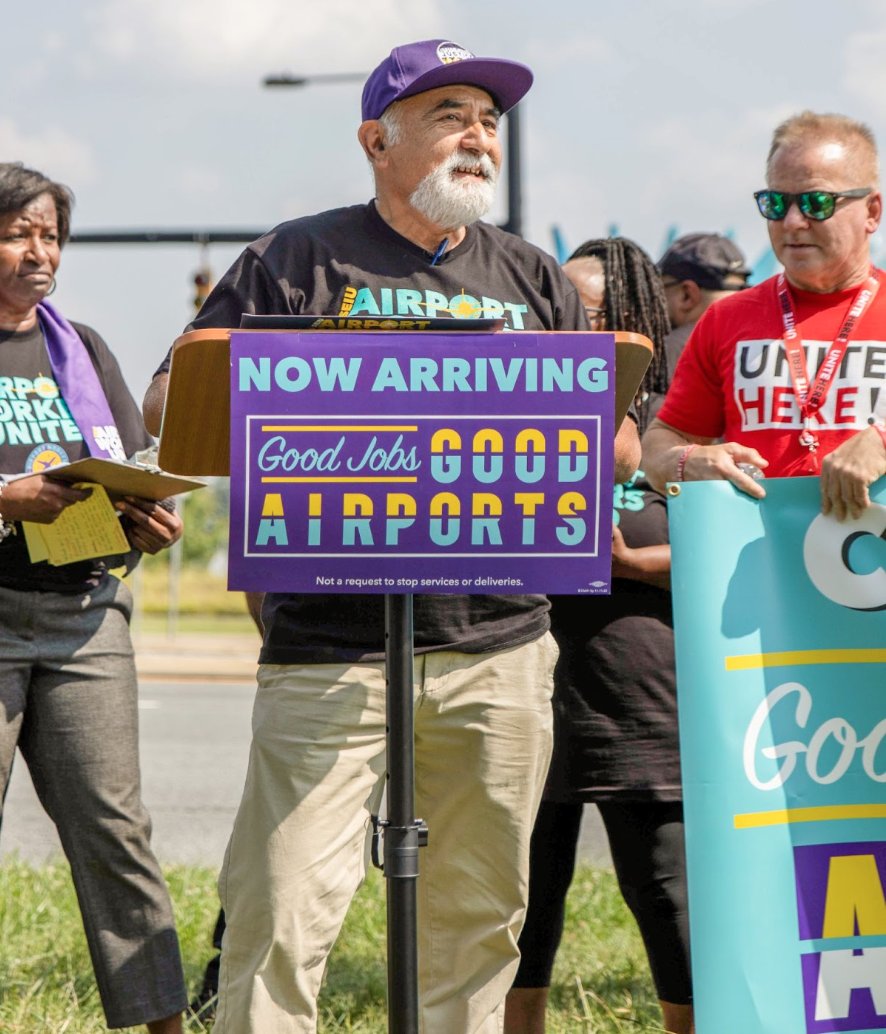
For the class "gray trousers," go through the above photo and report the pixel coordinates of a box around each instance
[0,576,187,1028]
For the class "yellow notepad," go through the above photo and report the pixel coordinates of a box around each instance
[22,483,130,565]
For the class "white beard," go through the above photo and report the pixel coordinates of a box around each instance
[409,150,499,229]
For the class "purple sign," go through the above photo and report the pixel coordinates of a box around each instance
[228,330,615,593]
[795,841,886,1033]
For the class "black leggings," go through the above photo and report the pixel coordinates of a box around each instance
[513,799,692,1005]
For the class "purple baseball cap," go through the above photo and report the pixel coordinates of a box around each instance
[361,39,533,122]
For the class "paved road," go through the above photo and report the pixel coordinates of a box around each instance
[2,679,256,866]
[2,665,611,869]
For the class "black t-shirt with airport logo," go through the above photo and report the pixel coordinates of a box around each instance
[167,202,589,663]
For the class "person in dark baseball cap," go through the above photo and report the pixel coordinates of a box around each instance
[657,233,751,376]
[361,39,533,122]
[658,232,751,291]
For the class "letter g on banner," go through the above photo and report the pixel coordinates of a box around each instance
[803,504,886,611]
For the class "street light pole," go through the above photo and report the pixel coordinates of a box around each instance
[503,104,523,238]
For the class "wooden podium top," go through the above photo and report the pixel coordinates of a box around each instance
[157,328,653,477]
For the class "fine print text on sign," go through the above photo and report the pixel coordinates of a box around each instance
[228,331,616,594]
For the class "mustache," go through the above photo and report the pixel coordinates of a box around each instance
[441,150,498,183]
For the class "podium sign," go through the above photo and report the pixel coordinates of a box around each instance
[668,477,886,1034]
[227,330,615,594]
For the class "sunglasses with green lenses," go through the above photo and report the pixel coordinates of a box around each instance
[754,188,872,221]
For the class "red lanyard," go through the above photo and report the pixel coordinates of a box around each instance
[776,271,879,451]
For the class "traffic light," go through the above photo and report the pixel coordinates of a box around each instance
[193,266,212,312]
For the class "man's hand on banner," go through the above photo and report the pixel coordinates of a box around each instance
[820,425,886,521]
[642,420,769,499]
[678,442,769,499]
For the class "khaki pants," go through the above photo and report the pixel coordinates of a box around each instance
[214,633,557,1034]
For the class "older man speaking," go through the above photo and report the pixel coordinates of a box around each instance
[145,39,638,1034]
[643,111,886,519]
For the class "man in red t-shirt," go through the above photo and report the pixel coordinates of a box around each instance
[644,111,886,520]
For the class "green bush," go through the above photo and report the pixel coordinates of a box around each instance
[145,478,230,571]
[131,562,246,616]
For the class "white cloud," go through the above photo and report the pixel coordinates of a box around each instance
[89,0,444,79]
[644,106,788,195]
[0,118,97,184]
[632,107,790,250]
[842,28,886,118]
[525,102,794,264]
[522,33,614,72]
[668,0,769,10]
[177,164,226,198]
[836,0,886,118]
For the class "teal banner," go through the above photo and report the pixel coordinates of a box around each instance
[668,476,886,1034]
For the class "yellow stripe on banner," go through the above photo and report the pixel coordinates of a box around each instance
[735,804,886,829]
[260,425,419,432]
[261,476,418,483]
[725,649,886,671]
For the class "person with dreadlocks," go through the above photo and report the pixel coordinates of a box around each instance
[505,238,694,1034]
[561,237,671,431]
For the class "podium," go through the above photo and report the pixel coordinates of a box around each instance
[157,326,651,1033]
[157,327,653,477]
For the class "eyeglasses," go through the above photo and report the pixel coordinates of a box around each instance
[584,306,606,323]
[753,188,872,222]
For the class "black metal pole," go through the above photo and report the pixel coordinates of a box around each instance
[384,593,420,1034]
[505,104,523,238]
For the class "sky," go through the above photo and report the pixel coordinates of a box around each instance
[7,0,886,404]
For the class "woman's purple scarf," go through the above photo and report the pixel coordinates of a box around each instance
[37,300,126,460]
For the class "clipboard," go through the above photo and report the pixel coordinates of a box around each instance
[20,457,207,500]
[157,327,653,476]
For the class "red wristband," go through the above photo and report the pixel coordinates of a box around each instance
[676,443,699,482]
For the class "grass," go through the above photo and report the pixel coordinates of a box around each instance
[0,861,666,1033]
